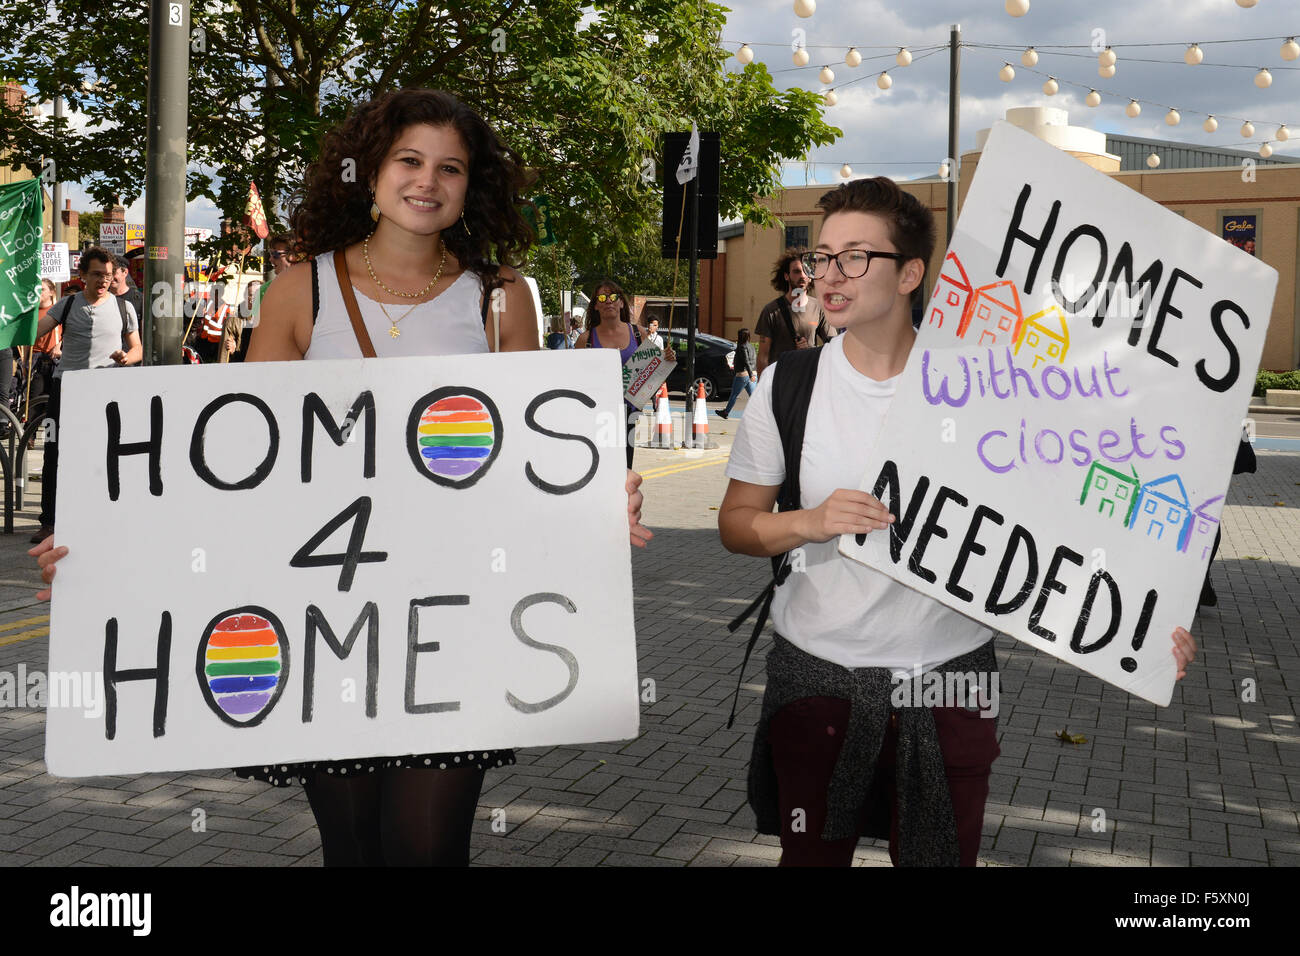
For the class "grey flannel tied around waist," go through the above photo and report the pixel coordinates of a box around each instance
[748,634,998,867]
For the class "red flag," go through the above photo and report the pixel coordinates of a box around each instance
[243,182,269,240]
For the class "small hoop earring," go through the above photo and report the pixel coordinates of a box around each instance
[370,200,381,223]
[460,211,472,236]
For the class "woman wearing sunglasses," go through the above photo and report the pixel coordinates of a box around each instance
[575,279,673,467]
[718,177,1198,866]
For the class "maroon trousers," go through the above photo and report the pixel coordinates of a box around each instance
[768,696,1000,867]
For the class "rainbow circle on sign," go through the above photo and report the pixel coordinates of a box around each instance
[406,387,503,488]
[196,607,289,727]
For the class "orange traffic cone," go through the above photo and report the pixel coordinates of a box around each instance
[655,383,673,448]
[692,381,710,446]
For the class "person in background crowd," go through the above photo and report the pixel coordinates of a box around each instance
[575,279,673,469]
[27,278,61,408]
[230,280,261,362]
[717,327,756,420]
[28,247,141,544]
[111,254,145,321]
[645,318,664,351]
[754,246,834,378]
[566,314,581,347]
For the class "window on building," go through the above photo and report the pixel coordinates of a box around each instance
[784,225,810,250]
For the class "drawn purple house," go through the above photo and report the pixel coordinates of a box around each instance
[1132,474,1193,549]
[928,251,973,332]
[1079,461,1140,527]
[1183,495,1225,558]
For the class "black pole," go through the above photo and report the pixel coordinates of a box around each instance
[685,171,699,446]
[143,0,190,366]
[51,97,63,244]
[947,23,961,246]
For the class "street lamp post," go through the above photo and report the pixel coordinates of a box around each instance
[143,0,191,366]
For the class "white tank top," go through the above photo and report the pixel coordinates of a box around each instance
[304,251,490,360]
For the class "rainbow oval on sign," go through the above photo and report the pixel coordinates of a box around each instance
[196,607,289,727]
[406,387,502,488]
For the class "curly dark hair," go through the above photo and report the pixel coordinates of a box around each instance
[585,278,632,330]
[290,89,537,294]
[770,246,808,293]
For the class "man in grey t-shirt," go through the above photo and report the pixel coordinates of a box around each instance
[30,247,142,542]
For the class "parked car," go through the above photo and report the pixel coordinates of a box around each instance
[663,329,736,400]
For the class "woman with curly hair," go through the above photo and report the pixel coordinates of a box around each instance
[238,88,654,864]
[575,279,672,467]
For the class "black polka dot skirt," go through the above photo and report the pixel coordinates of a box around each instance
[235,750,516,788]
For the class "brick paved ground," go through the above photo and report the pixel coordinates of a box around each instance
[1,399,1297,867]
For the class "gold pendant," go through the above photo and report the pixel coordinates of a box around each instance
[389,325,401,338]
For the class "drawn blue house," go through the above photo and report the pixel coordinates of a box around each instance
[1132,474,1193,549]
[1183,495,1224,558]
[1079,461,1140,527]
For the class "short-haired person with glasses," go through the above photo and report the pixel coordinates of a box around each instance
[718,177,1198,866]
[754,246,834,378]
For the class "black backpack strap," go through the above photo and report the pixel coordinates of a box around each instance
[117,295,131,338]
[310,258,320,325]
[55,296,76,327]
[725,345,823,728]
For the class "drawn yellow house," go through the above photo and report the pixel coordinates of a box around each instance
[1013,304,1070,368]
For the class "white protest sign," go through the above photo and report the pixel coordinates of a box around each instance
[99,222,125,254]
[41,242,70,282]
[45,351,639,777]
[623,342,675,407]
[839,121,1274,706]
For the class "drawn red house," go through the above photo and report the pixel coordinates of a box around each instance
[957,279,1025,347]
[927,251,973,332]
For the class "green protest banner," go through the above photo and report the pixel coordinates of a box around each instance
[523,195,557,246]
[0,178,43,349]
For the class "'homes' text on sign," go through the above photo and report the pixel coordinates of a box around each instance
[840,122,1273,706]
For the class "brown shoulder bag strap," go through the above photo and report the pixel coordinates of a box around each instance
[334,248,377,359]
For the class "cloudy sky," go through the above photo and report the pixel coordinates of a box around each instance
[60,0,1300,232]
[720,0,1300,186]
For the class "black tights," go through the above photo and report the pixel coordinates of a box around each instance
[302,765,485,867]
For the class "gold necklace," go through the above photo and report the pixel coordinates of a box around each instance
[377,298,423,339]
[363,236,447,299]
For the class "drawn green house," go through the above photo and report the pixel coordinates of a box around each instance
[1079,461,1140,527]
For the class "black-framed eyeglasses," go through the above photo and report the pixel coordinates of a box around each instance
[801,249,905,280]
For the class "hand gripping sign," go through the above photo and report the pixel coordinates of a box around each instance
[840,122,1274,705]
[45,351,639,776]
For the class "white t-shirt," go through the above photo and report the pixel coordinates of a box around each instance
[725,335,992,672]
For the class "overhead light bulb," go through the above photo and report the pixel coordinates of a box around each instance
[1021,47,1038,67]
[1005,0,1030,16]
[1042,77,1059,95]
[823,89,837,106]
[819,66,835,84]
[839,164,852,178]
[1204,115,1218,133]
[999,63,1016,82]
[877,72,892,90]
[1086,90,1101,107]
[1147,153,1161,168]
[1260,143,1274,158]
[1185,44,1203,65]
[1278,124,1290,141]
[897,48,912,67]
[1282,38,1300,61]
[1126,100,1141,118]
[1166,108,1180,126]
[1099,64,1116,79]
[845,48,862,67]
[794,0,816,17]
[1256,68,1273,88]
[1099,47,1116,68]
[736,44,754,65]
[793,48,809,67]
[1242,120,1255,137]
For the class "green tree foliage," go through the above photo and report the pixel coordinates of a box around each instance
[0,0,838,270]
